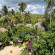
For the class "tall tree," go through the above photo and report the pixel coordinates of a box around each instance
[18,2,27,24]
[24,12,31,23]
[44,0,54,29]
[11,9,15,15]
[44,0,55,54]
[2,6,8,15]
[51,8,55,18]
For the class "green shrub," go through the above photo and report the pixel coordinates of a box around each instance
[11,36,18,42]
[0,31,10,49]
[8,25,36,42]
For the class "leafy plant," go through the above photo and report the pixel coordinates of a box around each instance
[0,31,10,49]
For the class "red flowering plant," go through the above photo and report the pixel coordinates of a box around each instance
[25,39,33,52]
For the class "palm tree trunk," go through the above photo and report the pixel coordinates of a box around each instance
[22,12,24,25]
[29,19,30,24]
[50,13,52,28]
[52,47,55,55]
[50,6,52,33]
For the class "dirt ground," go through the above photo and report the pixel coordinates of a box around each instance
[0,45,23,55]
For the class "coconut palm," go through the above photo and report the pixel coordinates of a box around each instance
[51,8,55,18]
[24,12,31,23]
[44,0,55,54]
[18,2,27,24]
[11,9,15,15]
[44,0,54,29]
[2,6,8,15]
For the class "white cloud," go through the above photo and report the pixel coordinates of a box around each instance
[4,0,44,5]
[9,7,15,11]
[30,11,39,14]
[35,5,42,9]
[0,4,2,11]
[42,6,45,12]
[53,7,55,9]
[25,4,43,14]
[0,0,45,14]
[8,6,20,12]
[25,4,41,11]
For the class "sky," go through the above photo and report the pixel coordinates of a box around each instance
[0,0,46,14]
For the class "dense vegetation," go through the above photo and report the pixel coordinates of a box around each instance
[0,0,55,55]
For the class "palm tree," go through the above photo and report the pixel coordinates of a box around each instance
[24,12,31,23]
[2,6,8,15]
[11,9,15,15]
[51,8,55,18]
[44,0,54,29]
[28,12,31,23]
[44,1,55,54]
[18,2,27,24]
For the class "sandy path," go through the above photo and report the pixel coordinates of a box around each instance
[0,45,23,55]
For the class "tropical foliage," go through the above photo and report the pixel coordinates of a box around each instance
[0,1,55,55]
